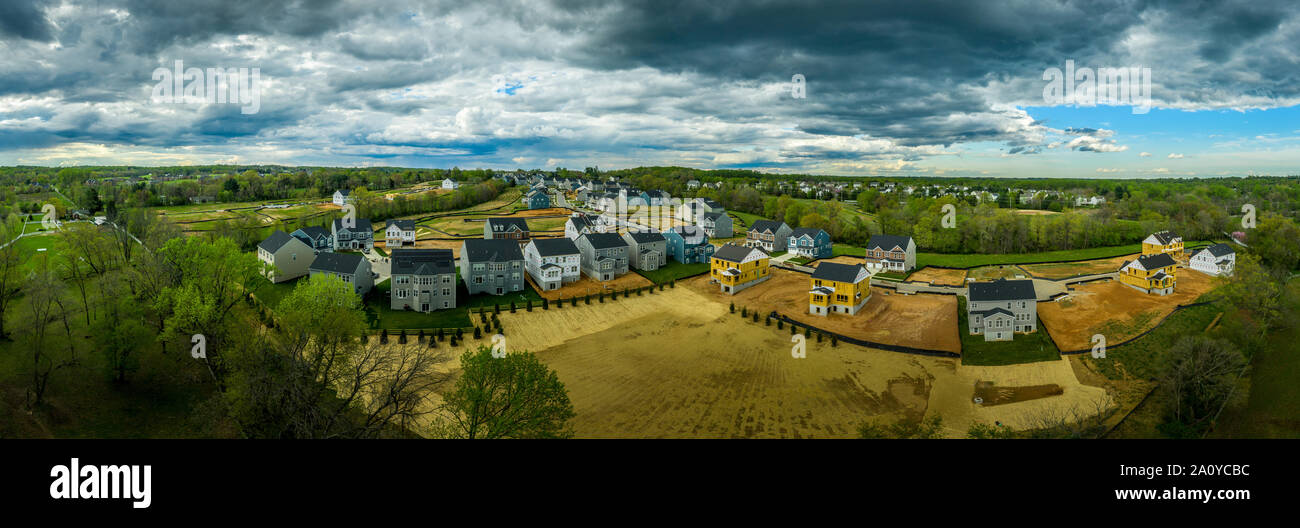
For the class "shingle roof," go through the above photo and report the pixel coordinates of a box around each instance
[1149,230,1181,244]
[462,239,525,263]
[624,230,666,244]
[336,189,350,196]
[567,215,595,230]
[1201,243,1235,257]
[702,211,726,221]
[810,262,867,283]
[309,252,365,274]
[386,219,416,230]
[293,226,329,239]
[391,248,455,276]
[712,243,766,263]
[667,225,709,243]
[1136,252,1177,269]
[790,227,826,239]
[968,278,1037,302]
[866,234,913,252]
[748,220,786,234]
[333,218,373,233]
[530,237,580,257]
[258,230,296,252]
[486,217,529,233]
[581,232,629,250]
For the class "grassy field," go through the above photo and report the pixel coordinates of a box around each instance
[635,261,711,284]
[957,297,1061,366]
[1209,281,1300,438]
[912,240,1219,269]
[1082,300,1221,381]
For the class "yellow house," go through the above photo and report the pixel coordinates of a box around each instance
[1141,231,1183,256]
[710,243,771,294]
[809,262,871,316]
[1119,253,1177,295]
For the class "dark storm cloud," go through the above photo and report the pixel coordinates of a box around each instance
[0,0,56,41]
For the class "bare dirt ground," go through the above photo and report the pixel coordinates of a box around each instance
[811,255,863,267]
[1015,209,1061,216]
[1038,269,1219,351]
[682,269,961,353]
[398,284,1116,438]
[528,273,654,301]
[967,265,1027,280]
[1021,255,1135,279]
[908,267,967,286]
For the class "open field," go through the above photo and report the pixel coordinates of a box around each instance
[966,265,1028,281]
[681,269,961,353]
[907,266,967,286]
[529,273,654,301]
[1020,254,1135,279]
[1038,270,1220,352]
[1014,209,1061,216]
[417,206,571,238]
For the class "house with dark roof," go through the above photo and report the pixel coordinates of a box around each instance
[460,239,527,295]
[1189,243,1235,277]
[390,249,457,312]
[483,217,530,241]
[308,252,374,296]
[565,213,598,239]
[1142,230,1183,257]
[640,190,671,207]
[576,233,630,281]
[525,189,551,209]
[966,278,1038,341]
[663,225,715,264]
[699,211,733,238]
[385,219,417,247]
[710,244,770,294]
[622,230,667,271]
[332,189,353,207]
[1119,252,1177,295]
[290,225,333,253]
[524,237,581,290]
[809,262,870,316]
[863,234,916,272]
[745,220,792,252]
[257,230,316,283]
[788,228,832,259]
[331,218,374,251]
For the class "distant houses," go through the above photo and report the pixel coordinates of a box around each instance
[663,225,715,264]
[709,244,770,294]
[384,219,417,247]
[967,279,1038,341]
[863,234,916,273]
[332,218,374,251]
[308,252,373,296]
[442,178,460,190]
[622,230,667,271]
[686,179,702,190]
[525,188,551,209]
[290,225,333,253]
[390,249,457,312]
[332,189,353,207]
[1189,243,1236,277]
[460,239,527,296]
[576,233,630,281]
[1119,253,1177,295]
[744,220,792,253]
[788,228,832,259]
[483,217,530,240]
[257,230,315,283]
[809,262,871,316]
[524,237,582,291]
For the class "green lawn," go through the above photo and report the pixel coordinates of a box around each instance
[12,233,64,275]
[252,276,302,310]
[1213,282,1300,438]
[1087,300,1221,381]
[363,276,541,330]
[912,240,1221,269]
[728,210,770,230]
[636,261,711,284]
[957,297,1062,366]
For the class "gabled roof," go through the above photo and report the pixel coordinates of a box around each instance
[530,237,580,257]
[580,232,629,250]
[701,211,727,222]
[1147,230,1181,245]
[391,248,455,276]
[386,219,416,231]
[293,226,330,239]
[624,230,666,244]
[526,189,547,198]
[748,220,787,234]
[335,189,351,196]
[790,227,827,239]
[309,252,365,274]
[567,215,595,230]
[258,230,297,252]
[642,190,669,199]
[1134,252,1177,270]
[332,218,373,233]
[666,225,709,243]
[866,234,914,252]
[968,278,1036,302]
[973,308,1015,319]
[712,243,767,263]
[1199,243,1235,257]
[462,239,525,263]
[486,217,529,233]
[810,262,867,284]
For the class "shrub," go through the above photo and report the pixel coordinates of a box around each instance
[474,327,483,339]
[804,327,811,338]
[777,319,784,330]
[730,302,735,313]
[831,336,837,347]
[510,301,517,313]
[399,329,407,344]
[418,329,425,344]
[494,304,501,315]
[542,298,549,310]
[380,329,389,344]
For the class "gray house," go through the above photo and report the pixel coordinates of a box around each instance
[699,211,733,238]
[308,252,374,296]
[257,230,316,283]
[332,218,374,251]
[290,225,334,253]
[576,232,630,281]
[744,220,792,252]
[460,239,527,296]
[967,278,1038,341]
[483,217,530,240]
[390,249,458,312]
[622,230,667,271]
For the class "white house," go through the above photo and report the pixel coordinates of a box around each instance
[332,189,353,207]
[442,178,460,190]
[1189,243,1236,277]
[523,238,582,291]
[384,219,417,247]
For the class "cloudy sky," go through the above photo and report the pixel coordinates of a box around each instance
[1,0,1298,177]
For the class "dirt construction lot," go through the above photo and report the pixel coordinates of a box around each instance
[473,285,1111,437]
[682,269,960,354]
[1020,255,1134,280]
[1038,268,1220,351]
[907,267,967,286]
[528,273,654,301]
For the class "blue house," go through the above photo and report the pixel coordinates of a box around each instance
[788,228,832,259]
[526,189,551,209]
[663,226,716,264]
[290,225,334,253]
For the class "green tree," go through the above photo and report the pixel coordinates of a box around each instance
[437,346,575,439]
